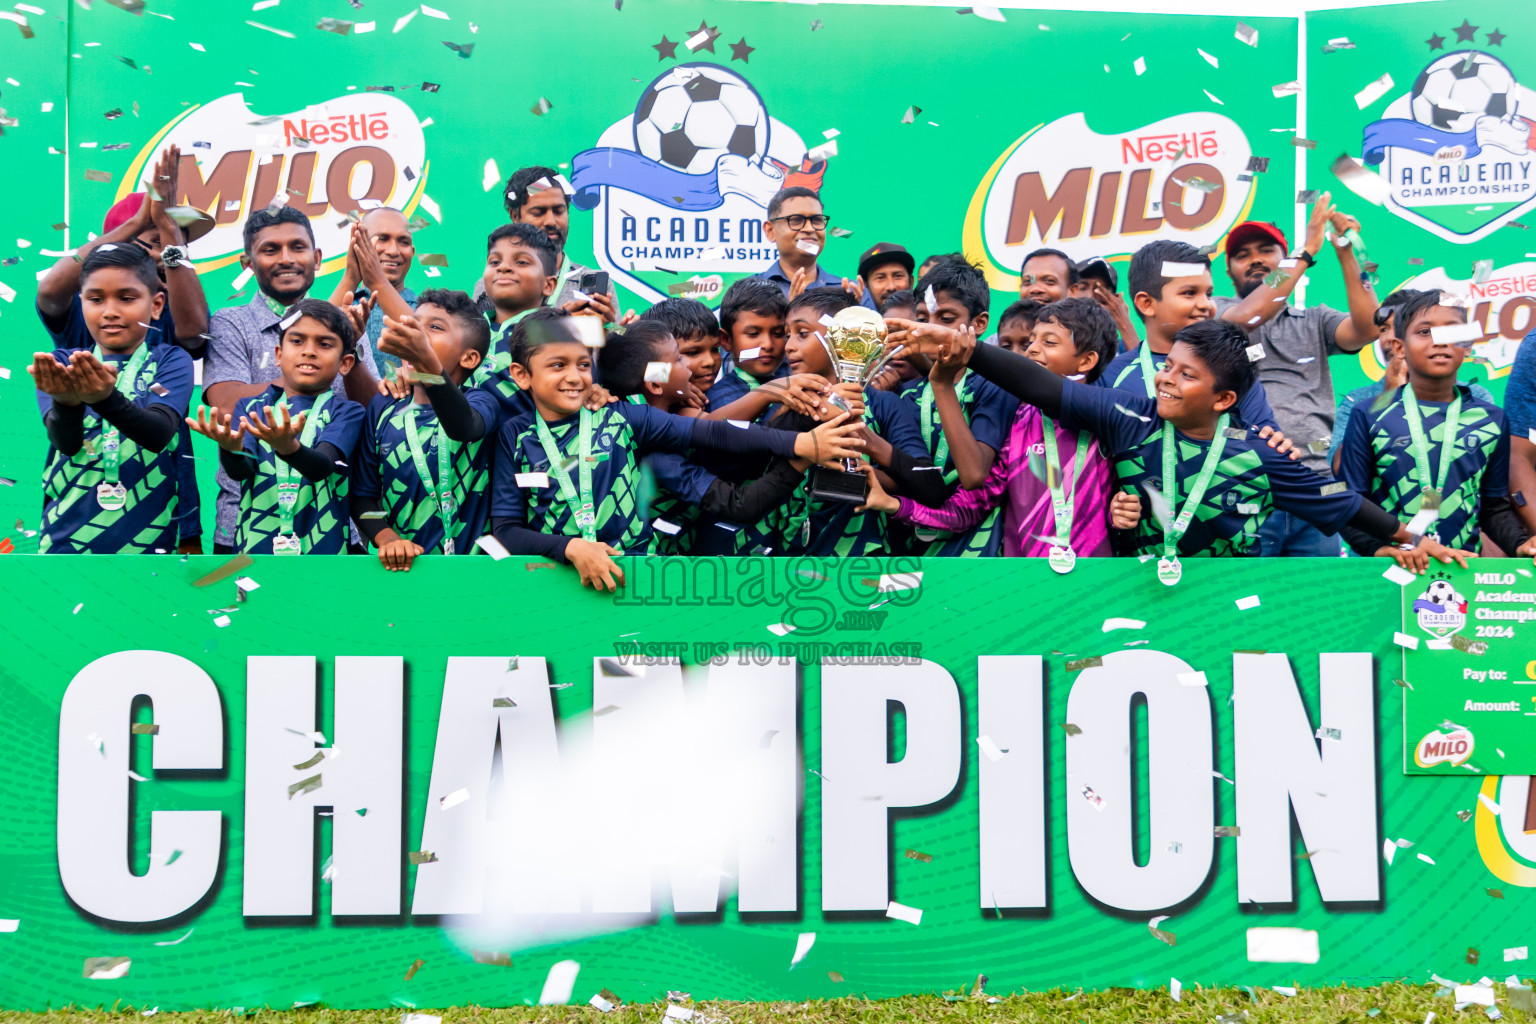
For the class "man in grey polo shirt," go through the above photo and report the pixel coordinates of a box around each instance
[1213,205,1379,556]
[202,206,379,552]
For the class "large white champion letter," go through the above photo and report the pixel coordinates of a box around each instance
[1233,652,1379,903]
[243,656,403,916]
[589,658,798,914]
[1065,649,1213,912]
[57,651,224,922]
[410,657,573,915]
[977,655,1046,909]
[821,658,962,911]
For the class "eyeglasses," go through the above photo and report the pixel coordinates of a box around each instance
[769,214,829,230]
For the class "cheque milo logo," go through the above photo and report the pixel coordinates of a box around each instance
[570,63,827,303]
[1415,721,1476,768]
[123,93,428,273]
[1413,574,1469,639]
[962,112,1256,291]
[1361,33,1536,243]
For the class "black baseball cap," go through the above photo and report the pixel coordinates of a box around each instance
[858,243,915,280]
[1076,257,1118,291]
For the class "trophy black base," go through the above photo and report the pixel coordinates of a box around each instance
[809,467,870,505]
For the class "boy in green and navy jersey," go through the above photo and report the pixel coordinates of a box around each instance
[706,278,793,412]
[470,223,559,416]
[894,315,1465,578]
[29,244,194,553]
[896,259,1017,557]
[489,314,863,590]
[768,287,949,557]
[352,290,503,571]
[1337,288,1534,560]
[189,299,365,555]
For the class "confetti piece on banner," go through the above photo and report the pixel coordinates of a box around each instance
[1246,927,1320,964]
[1417,852,1436,865]
[1102,617,1145,631]
[1081,785,1105,810]
[1197,47,1218,68]
[152,928,193,946]
[470,950,511,966]
[1330,153,1391,206]
[1177,671,1208,687]
[538,959,580,1005]
[1062,723,1083,735]
[193,554,253,587]
[1382,838,1398,864]
[474,535,511,560]
[317,17,352,34]
[1355,73,1394,110]
[420,4,449,18]
[1214,825,1241,837]
[408,850,438,865]
[287,774,322,799]
[1235,594,1261,610]
[885,900,922,925]
[0,920,17,932]
[589,994,615,1013]
[1169,978,1182,1002]
[976,734,1006,762]
[877,571,922,593]
[972,6,1005,21]
[1394,632,1420,650]
[789,932,815,968]
[1066,656,1102,671]
[1506,946,1529,962]
[1148,915,1177,946]
[480,159,500,192]
[83,957,131,979]
[766,622,796,636]
[1203,89,1224,106]
[393,8,417,31]
[1456,984,1494,1006]
[531,97,552,116]
[131,723,159,735]
[84,169,113,183]
[1132,56,1146,76]
[1236,22,1258,46]
[439,788,468,811]
[904,849,933,863]
[246,20,294,37]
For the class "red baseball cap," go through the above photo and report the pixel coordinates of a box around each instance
[101,191,216,242]
[1224,221,1288,257]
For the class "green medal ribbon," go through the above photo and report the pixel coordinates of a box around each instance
[272,392,332,551]
[1402,388,1462,512]
[403,405,459,555]
[92,342,151,491]
[263,293,291,319]
[1161,413,1230,559]
[1136,343,1159,400]
[534,407,597,543]
[1040,415,1089,551]
[918,372,971,474]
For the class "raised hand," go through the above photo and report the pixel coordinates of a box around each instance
[377,313,442,374]
[146,145,186,245]
[929,325,976,385]
[243,403,307,456]
[67,350,121,404]
[795,410,864,464]
[186,404,248,452]
[29,352,81,404]
[1304,191,1335,255]
[854,463,899,514]
[349,223,389,291]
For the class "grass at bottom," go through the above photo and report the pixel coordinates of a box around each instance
[1,983,1532,1024]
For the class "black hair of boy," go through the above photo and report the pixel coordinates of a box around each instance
[503,165,561,218]
[998,298,1044,330]
[719,277,788,336]
[915,257,989,318]
[596,321,673,397]
[1127,240,1209,323]
[81,242,161,294]
[486,222,558,276]
[1169,317,1256,399]
[243,205,316,254]
[1374,288,1424,330]
[878,288,916,315]
[766,186,821,220]
[283,297,357,356]
[416,287,491,359]
[1034,298,1117,384]
[509,306,572,370]
[1021,247,1079,283]
[1390,288,1454,334]
[789,285,856,323]
[640,297,718,340]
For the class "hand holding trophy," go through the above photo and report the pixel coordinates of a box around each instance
[808,306,904,503]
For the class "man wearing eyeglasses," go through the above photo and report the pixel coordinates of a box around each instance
[752,187,862,303]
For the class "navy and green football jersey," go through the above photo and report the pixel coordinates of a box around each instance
[773,387,931,558]
[898,373,1018,557]
[38,340,194,553]
[1337,384,1508,551]
[469,311,537,419]
[645,449,801,556]
[353,388,504,554]
[491,402,800,555]
[706,360,790,412]
[1096,345,1279,429]
[233,384,365,554]
[1058,382,1363,557]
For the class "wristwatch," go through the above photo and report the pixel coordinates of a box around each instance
[160,244,188,269]
[1292,249,1317,268]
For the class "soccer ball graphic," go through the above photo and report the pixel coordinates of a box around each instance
[1410,50,1518,133]
[1425,579,1460,609]
[633,64,770,175]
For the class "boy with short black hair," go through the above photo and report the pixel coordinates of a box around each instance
[995,299,1042,355]
[864,298,1139,565]
[1337,289,1532,564]
[874,289,922,390]
[189,299,365,555]
[639,297,720,402]
[892,314,1464,574]
[471,223,560,411]
[709,277,792,410]
[489,316,862,589]
[29,244,195,553]
[351,289,502,571]
[896,259,1018,555]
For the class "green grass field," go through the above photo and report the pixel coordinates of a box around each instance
[2,983,1531,1024]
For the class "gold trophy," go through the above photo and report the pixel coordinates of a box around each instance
[809,306,891,504]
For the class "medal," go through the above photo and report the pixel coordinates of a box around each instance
[1048,544,1077,574]
[405,404,462,555]
[1157,556,1183,586]
[272,534,302,555]
[534,407,599,543]
[96,482,127,511]
[1040,415,1089,574]
[1402,388,1460,525]
[269,392,332,557]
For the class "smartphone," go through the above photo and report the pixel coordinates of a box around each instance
[579,271,610,295]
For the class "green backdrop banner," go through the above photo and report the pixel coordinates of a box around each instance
[3,555,1536,1009]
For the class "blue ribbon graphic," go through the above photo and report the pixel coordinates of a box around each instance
[569,147,725,212]
[1362,118,1482,166]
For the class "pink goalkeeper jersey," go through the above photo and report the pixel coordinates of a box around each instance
[894,403,1115,558]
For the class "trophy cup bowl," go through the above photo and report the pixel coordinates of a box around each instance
[809,306,888,505]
